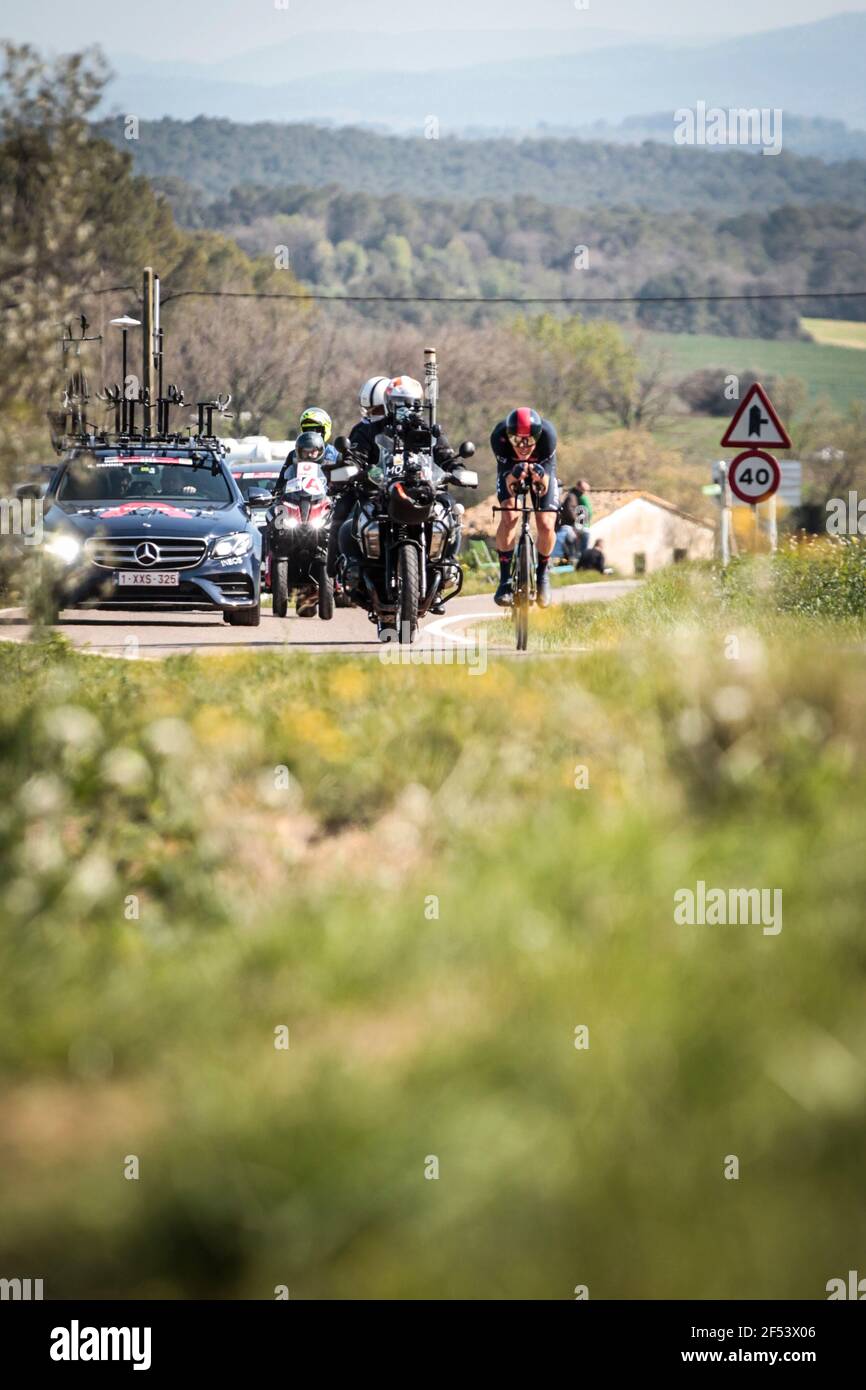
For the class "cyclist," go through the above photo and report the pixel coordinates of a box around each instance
[490,407,559,608]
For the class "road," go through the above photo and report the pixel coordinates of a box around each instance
[0,580,638,659]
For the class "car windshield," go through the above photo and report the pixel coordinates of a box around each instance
[55,453,233,504]
[233,473,279,501]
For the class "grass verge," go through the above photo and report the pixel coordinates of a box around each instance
[1,556,865,1298]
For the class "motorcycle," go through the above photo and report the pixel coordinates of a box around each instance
[334,425,478,644]
[266,459,334,620]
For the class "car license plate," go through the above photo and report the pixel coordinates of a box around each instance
[116,572,180,587]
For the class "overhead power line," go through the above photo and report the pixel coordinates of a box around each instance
[157,287,866,307]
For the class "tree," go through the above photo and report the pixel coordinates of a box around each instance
[0,43,109,435]
[513,313,644,426]
[595,343,672,430]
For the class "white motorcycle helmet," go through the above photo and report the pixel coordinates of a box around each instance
[359,376,390,420]
[384,376,425,421]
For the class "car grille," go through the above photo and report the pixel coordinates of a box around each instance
[86,536,207,569]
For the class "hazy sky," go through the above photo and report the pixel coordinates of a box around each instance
[2,0,864,61]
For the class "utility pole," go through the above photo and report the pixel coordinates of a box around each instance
[142,267,156,437]
[767,493,778,552]
[709,460,732,567]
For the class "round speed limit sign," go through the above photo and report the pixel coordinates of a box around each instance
[728,450,781,505]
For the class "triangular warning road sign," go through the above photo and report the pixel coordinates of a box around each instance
[720,382,792,450]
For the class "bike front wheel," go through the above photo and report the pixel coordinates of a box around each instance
[514,537,533,652]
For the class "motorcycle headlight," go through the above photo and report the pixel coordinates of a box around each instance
[211,532,253,558]
[428,523,448,559]
[44,533,82,565]
[360,520,381,558]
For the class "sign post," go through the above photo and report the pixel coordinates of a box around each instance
[720,383,790,554]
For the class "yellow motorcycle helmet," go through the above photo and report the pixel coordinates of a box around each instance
[298,407,332,444]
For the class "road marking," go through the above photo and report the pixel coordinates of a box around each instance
[421,611,501,646]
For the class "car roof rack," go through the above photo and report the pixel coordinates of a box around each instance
[48,271,233,456]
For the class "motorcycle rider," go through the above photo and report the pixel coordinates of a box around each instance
[274,430,330,617]
[298,407,340,464]
[274,408,337,497]
[325,376,390,582]
[348,376,461,471]
[341,375,463,614]
[274,429,329,496]
[490,407,559,609]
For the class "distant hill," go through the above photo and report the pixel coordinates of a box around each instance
[562,114,866,164]
[109,24,680,87]
[101,13,866,131]
[147,180,864,336]
[98,116,866,213]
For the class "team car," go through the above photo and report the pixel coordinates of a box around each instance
[38,444,264,625]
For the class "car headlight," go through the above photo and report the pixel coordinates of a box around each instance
[44,534,82,565]
[211,532,253,558]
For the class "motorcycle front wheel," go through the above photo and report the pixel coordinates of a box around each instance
[314,561,334,621]
[272,557,289,618]
[396,544,420,644]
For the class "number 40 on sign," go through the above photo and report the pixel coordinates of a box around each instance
[727,450,781,506]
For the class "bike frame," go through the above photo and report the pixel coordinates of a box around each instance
[494,480,539,649]
[494,480,539,591]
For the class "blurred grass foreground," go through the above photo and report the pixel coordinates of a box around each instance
[1,545,866,1299]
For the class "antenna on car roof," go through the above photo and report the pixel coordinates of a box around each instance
[46,315,104,452]
[51,267,231,453]
[196,396,234,440]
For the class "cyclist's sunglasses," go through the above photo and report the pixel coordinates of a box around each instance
[508,433,537,451]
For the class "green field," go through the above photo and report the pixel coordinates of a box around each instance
[802,318,866,351]
[2,554,866,1299]
[639,329,866,413]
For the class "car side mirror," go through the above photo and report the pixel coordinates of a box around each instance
[15,482,43,500]
[459,441,476,459]
[247,488,273,505]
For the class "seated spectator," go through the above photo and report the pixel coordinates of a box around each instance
[552,523,581,562]
[578,538,607,574]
